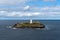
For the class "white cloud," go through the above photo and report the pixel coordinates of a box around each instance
[0,0,29,5]
[0,11,40,17]
[0,0,59,20]
[0,10,60,19]
[0,0,57,11]
[43,0,56,2]
[0,0,33,10]
[24,5,30,10]
[0,6,60,19]
[33,12,40,15]
[29,6,60,12]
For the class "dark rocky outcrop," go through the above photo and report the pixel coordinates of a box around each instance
[13,22,45,28]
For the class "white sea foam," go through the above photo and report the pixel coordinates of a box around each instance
[7,26,17,29]
[12,28,17,29]
[9,26,12,28]
[6,26,12,28]
[45,25,50,30]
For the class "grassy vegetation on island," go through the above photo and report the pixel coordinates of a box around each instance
[13,22,45,28]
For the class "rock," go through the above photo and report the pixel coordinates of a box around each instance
[13,22,45,28]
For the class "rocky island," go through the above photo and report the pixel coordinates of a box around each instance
[13,19,45,28]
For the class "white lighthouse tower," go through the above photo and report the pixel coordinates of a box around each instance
[30,19,32,24]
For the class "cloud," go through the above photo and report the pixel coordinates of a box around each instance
[0,0,30,5]
[29,6,60,12]
[0,0,57,11]
[43,0,56,2]
[0,0,59,20]
[0,6,60,17]
[0,0,33,11]
[0,10,60,19]
[0,11,60,19]
[0,10,60,18]
[0,3,60,19]
[0,11,40,17]
[24,6,30,10]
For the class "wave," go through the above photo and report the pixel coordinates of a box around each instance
[6,25,50,30]
[6,26,12,28]
[12,28,17,29]
[45,25,52,30]
[7,26,17,29]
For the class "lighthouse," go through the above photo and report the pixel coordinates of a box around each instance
[30,19,32,24]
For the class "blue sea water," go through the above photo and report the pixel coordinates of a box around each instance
[0,20,60,40]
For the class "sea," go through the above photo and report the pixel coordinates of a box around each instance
[0,20,60,40]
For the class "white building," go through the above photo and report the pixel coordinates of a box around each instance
[30,19,32,24]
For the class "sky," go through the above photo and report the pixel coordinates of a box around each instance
[0,0,60,20]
